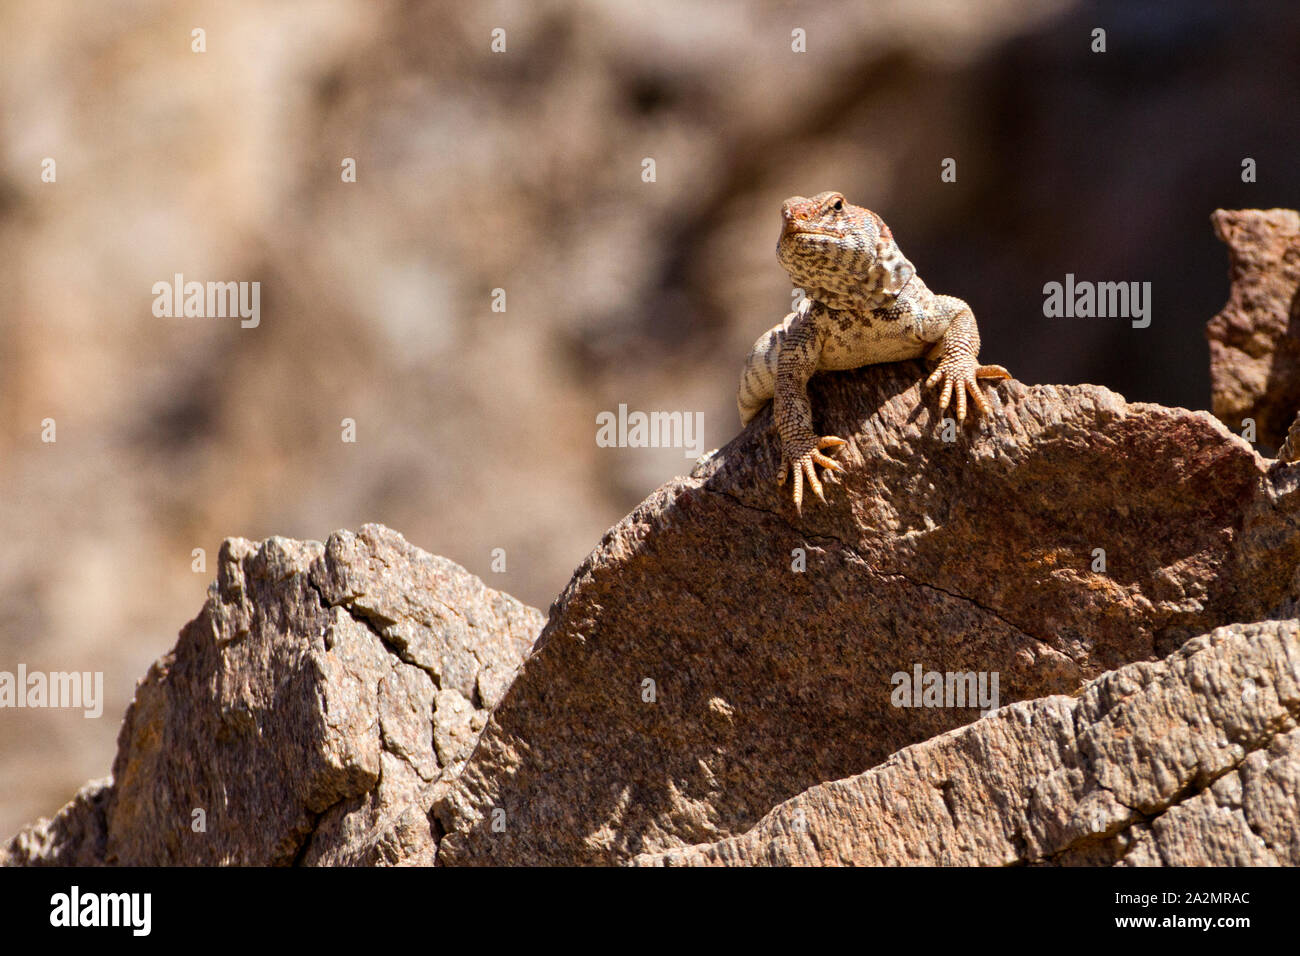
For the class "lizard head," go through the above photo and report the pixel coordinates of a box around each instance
[776,191,913,311]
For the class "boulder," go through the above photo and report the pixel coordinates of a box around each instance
[1,525,543,866]
[9,210,1300,868]
[1206,208,1300,451]
[635,620,1300,866]
[433,368,1300,864]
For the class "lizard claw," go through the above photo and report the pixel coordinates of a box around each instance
[779,435,847,513]
[926,359,1009,423]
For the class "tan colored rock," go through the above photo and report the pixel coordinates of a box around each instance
[1,525,543,866]
[13,212,1300,867]
[12,373,1300,868]
[0,779,112,868]
[635,620,1300,866]
[0,0,1080,842]
[1206,208,1300,450]
[433,367,1300,865]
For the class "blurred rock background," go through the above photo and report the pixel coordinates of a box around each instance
[1,0,1297,837]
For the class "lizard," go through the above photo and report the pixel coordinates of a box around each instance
[737,190,1011,512]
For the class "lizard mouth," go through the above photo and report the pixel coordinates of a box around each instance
[781,223,845,244]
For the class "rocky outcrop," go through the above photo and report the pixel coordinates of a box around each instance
[1,526,543,866]
[634,620,1300,866]
[432,370,1300,865]
[1207,208,1300,451]
[8,211,1300,867]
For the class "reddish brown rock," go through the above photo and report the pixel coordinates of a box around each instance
[433,367,1300,865]
[1,525,543,866]
[9,361,1300,869]
[1206,208,1300,450]
[635,620,1300,866]
[12,203,1300,868]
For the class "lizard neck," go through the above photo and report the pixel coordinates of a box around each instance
[807,282,896,314]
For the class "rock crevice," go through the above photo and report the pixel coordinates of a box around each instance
[5,209,1300,867]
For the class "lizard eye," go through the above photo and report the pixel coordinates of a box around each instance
[832,199,843,211]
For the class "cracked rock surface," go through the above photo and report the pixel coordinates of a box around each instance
[1206,208,1300,451]
[429,211,1300,865]
[634,620,1300,865]
[1,525,542,865]
[8,209,1300,867]
[433,364,1300,865]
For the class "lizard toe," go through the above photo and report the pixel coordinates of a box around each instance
[811,451,843,472]
[802,460,826,503]
[968,379,992,417]
[939,377,954,413]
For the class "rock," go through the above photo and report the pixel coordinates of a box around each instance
[1206,208,1300,450]
[0,525,543,866]
[1280,414,1300,464]
[634,620,1300,865]
[10,212,1300,867]
[433,367,1300,865]
[1,780,112,867]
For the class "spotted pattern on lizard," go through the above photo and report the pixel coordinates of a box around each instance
[737,191,1011,511]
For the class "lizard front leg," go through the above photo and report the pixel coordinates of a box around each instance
[775,303,847,512]
[923,295,1010,422]
[738,314,793,427]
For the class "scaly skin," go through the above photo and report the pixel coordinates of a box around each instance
[737,191,1010,511]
